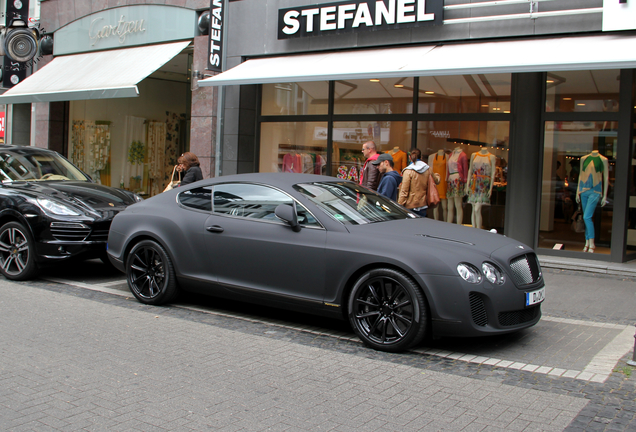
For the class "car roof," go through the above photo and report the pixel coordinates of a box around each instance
[0,144,57,154]
[205,172,354,188]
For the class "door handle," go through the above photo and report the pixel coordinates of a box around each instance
[206,225,224,233]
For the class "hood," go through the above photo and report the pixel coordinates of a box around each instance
[6,180,138,214]
[346,218,530,275]
[403,160,429,174]
[385,170,403,185]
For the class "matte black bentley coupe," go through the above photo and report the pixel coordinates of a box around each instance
[107,173,545,352]
[0,145,142,280]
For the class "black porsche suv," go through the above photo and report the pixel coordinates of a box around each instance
[0,144,142,280]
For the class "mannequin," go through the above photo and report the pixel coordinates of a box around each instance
[446,146,468,225]
[576,150,609,253]
[466,148,496,230]
[428,149,448,221]
[389,146,408,172]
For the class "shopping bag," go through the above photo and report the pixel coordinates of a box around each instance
[163,166,181,192]
[570,207,585,233]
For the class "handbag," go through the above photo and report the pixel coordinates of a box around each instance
[163,166,181,192]
[427,172,440,208]
[571,212,585,233]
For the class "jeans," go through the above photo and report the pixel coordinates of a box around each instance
[580,190,601,241]
[413,208,427,218]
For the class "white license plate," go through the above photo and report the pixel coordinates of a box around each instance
[525,287,545,306]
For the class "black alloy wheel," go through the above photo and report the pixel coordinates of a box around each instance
[0,221,39,281]
[126,240,178,305]
[348,268,428,352]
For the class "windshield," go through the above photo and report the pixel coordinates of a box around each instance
[294,181,417,225]
[0,150,89,183]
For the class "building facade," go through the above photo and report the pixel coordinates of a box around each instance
[2,0,636,263]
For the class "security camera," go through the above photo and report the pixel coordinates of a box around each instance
[1,26,39,62]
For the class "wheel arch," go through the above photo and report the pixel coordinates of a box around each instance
[339,262,431,321]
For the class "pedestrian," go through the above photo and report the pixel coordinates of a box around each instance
[176,152,203,186]
[374,153,402,201]
[398,148,440,217]
[359,141,381,191]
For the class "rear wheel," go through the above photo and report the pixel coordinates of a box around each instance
[348,268,428,352]
[0,221,39,280]
[126,240,178,305]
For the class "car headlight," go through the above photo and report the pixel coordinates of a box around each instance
[37,198,81,216]
[133,193,144,202]
[457,263,482,284]
[482,262,505,285]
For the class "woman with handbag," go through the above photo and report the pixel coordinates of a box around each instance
[176,152,203,186]
[398,148,440,218]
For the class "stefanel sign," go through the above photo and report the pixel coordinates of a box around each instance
[208,0,225,72]
[278,0,443,39]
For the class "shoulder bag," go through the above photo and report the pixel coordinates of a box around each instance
[427,172,440,208]
[163,166,181,192]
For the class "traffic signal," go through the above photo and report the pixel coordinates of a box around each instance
[1,0,39,88]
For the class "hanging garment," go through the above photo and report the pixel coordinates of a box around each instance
[467,153,493,204]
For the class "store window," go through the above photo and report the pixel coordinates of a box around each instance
[261,82,329,115]
[333,78,414,114]
[539,121,616,254]
[628,123,636,252]
[545,70,620,113]
[69,77,188,197]
[418,74,511,114]
[416,121,509,231]
[259,122,328,174]
[332,121,411,182]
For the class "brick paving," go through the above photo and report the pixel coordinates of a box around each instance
[1,276,635,431]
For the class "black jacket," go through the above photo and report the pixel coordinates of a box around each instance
[181,165,203,186]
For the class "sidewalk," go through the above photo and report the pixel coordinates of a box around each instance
[538,254,636,278]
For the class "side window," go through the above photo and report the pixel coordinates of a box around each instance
[178,187,213,211]
[212,183,320,227]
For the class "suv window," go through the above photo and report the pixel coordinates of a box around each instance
[212,183,320,227]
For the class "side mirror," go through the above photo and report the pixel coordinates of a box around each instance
[275,202,301,232]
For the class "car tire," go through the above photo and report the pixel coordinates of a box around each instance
[348,268,428,352]
[0,221,39,281]
[126,240,179,305]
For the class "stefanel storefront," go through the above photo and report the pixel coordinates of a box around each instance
[201,0,636,263]
[0,2,216,197]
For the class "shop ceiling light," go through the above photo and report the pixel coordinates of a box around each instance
[394,84,404,88]
[370,78,380,82]
[424,91,434,94]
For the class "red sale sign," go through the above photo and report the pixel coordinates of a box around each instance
[0,112,4,140]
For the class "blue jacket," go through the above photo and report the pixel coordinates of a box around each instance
[376,170,402,201]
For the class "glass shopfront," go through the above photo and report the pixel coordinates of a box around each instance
[539,70,621,256]
[258,74,513,232]
[254,69,635,260]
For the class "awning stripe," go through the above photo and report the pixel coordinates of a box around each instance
[0,40,191,105]
[199,34,636,87]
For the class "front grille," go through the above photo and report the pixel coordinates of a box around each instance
[50,222,90,241]
[498,305,541,327]
[469,292,488,327]
[49,222,111,242]
[509,253,542,287]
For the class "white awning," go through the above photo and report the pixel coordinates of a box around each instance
[199,34,636,86]
[0,40,191,104]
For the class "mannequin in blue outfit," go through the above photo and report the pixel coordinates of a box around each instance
[575,150,609,253]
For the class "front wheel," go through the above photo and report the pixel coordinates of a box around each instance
[126,240,179,305]
[0,221,39,281]
[348,268,428,352]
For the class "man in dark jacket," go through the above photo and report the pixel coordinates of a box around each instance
[360,141,381,191]
[374,153,402,201]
